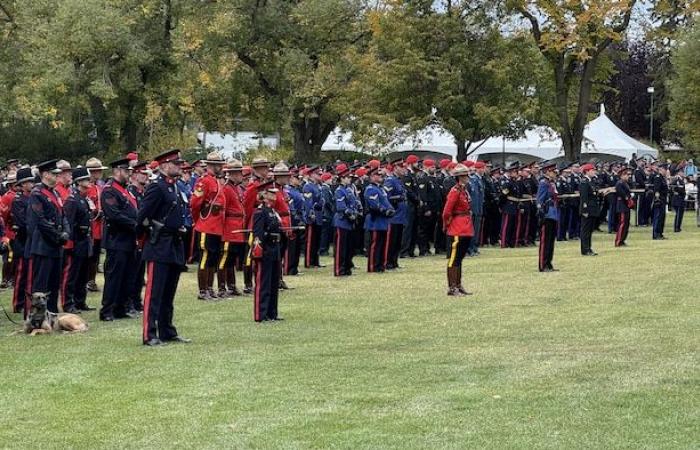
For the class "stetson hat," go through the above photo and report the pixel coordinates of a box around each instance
[451,163,469,177]
[5,171,16,183]
[223,159,244,172]
[251,157,271,168]
[272,162,290,177]
[56,160,72,172]
[203,151,226,164]
[86,157,108,171]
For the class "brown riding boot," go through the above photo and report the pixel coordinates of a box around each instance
[217,269,228,298]
[456,269,472,296]
[197,268,211,300]
[446,267,458,296]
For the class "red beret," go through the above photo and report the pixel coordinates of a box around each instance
[355,167,368,177]
[474,161,486,169]
[335,163,349,176]
[447,162,457,170]
[439,159,451,169]
[581,163,595,172]
[148,161,160,170]
[464,160,475,168]
[405,155,419,164]
[126,152,139,161]
[368,159,381,169]
[423,158,435,168]
[321,172,332,182]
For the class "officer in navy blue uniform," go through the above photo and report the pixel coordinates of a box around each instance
[284,172,305,276]
[252,180,284,322]
[62,167,95,313]
[364,166,395,272]
[332,165,359,276]
[100,158,138,321]
[26,159,69,314]
[536,162,560,272]
[10,167,33,314]
[138,149,191,346]
[302,167,324,268]
[383,161,407,270]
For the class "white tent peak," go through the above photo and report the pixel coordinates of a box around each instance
[600,103,606,115]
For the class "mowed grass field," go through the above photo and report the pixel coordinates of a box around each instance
[1,218,698,449]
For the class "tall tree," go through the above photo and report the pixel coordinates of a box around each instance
[180,0,368,162]
[668,22,700,150]
[345,1,547,161]
[511,0,637,160]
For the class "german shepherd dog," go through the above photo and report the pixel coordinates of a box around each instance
[24,292,88,335]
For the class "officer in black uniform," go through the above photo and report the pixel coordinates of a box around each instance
[138,149,191,346]
[251,180,284,322]
[499,163,519,248]
[127,161,149,313]
[26,160,69,314]
[400,157,420,258]
[579,164,601,256]
[651,164,669,240]
[62,167,95,313]
[416,166,440,256]
[100,158,138,321]
[10,168,33,314]
[556,164,571,241]
[670,170,686,232]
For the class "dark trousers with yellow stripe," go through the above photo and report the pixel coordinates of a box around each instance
[447,236,470,268]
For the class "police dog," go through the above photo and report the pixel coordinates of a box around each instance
[24,292,88,336]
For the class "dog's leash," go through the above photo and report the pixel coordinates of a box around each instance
[0,304,22,325]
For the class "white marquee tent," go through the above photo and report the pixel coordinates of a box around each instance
[469,105,658,163]
[323,105,659,163]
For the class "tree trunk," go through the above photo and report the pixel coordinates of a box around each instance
[291,112,336,163]
[455,139,467,162]
[552,57,578,162]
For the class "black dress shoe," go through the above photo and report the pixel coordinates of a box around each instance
[272,317,284,321]
[144,338,163,346]
[114,312,137,319]
[64,306,80,314]
[243,287,253,294]
[164,336,192,344]
[100,316,114,322]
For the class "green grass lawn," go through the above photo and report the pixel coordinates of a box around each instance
[1,219,698,449]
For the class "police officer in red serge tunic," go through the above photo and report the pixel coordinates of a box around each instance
[138,149,191,346]
[441,163,475,296]
[190,151,227,300]
[100,158,139,321]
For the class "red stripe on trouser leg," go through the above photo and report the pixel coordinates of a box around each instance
[142,261,155,342]
[305,225,312,267]
[500,215,508,248]
[12,258,23,312]
[616,213,625,246]
[254,262,262,321]
[61,255,72,309]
